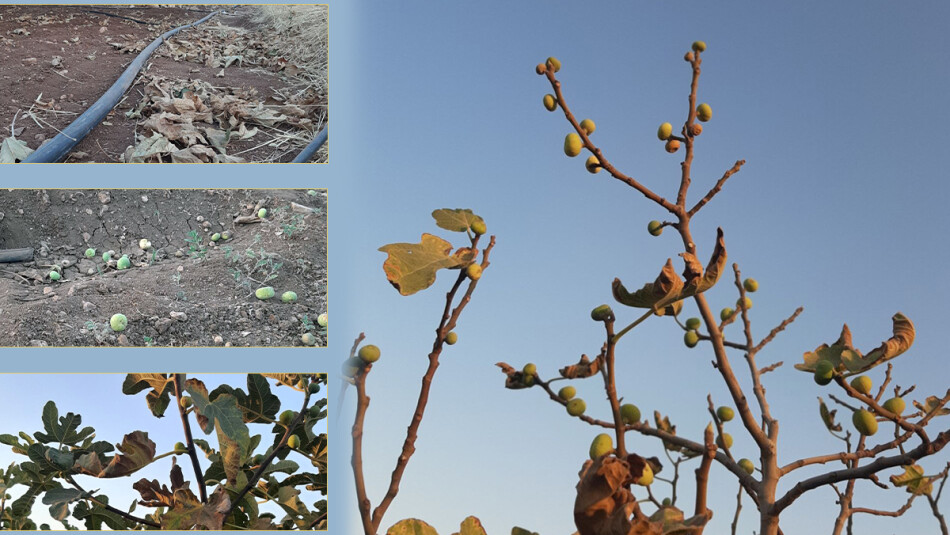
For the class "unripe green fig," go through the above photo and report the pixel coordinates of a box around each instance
[287,435,300,449]
[255,287,275,300]
[279,410,294,426]
[117,255,131,270]
[685,317,701,331]
[883,397,906,416]
[558,386,576,401]
[814,360,836,386]
[102,251,113,262]
[301,333,317,346]
[665,139,680,153]
[585,155,601,174]
[110,313,127,332]
[589,433,613,460]
[743,278,759,292]
[546,56,561,73]
[523,363,537,376]
[717,406,735,422]
[852,409,878,436]
[536,63,547,75]
[692,41,706,52]
[736,297,753,310]
[522,374,535,387]
[620,403,641,424]
[591,304,613,321]
[564,133,583,157]
[221,231,230,240]
[358,344,381,363]
[543,94,557,111]
[174,442,187,453]
[281,291,298,303]
[308,381,321,394]
[317,313,328,328]
[696,103,712,122]
[635,463,653,486]
[471,219,487,236]
[466,264,482,281]
[579,119,596,135]
[211,233,221,242]
[657,122,673,141]
[850,376,872,395]
[180,396,193,408]
[252,454,265,465]
[566,398,586,417]
[341,357,363,378]
[49,271,61,281]
[258,208,267,218]
[738,458,755,475]
[716,433,733,449]
[648,220,663,237]
[85,248,96,258]
[684,330,699,348]
[445,331,458,345]
[720,308,735,321]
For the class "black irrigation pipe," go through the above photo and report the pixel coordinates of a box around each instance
[291,125,329,163]
[22,10,220,163]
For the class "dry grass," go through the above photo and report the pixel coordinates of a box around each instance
[252,5,328,101]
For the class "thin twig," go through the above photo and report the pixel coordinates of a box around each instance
[688,160,746,217]
[753,307,803,354]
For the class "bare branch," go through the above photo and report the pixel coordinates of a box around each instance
[688,160,746,217]
[753,307,803,354]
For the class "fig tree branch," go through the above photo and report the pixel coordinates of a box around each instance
[732,265,776,438]
[688,160,746,218]
[602,318,626,456]
[173,373,207,504]
[65,475,160,528]
[753,307,803,354]
[351,355,375,535]
[676,51,702,208]
[694,424,717,518]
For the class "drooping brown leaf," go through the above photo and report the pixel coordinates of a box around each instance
[75,431,156,478]
[379,234,466,296]
[560,354,601,379]
[913,396,950,418]
[796,313,916,374]
[575,456,660,535]
[496,362,532,390]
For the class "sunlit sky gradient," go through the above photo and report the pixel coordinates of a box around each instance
[331,1,950,534]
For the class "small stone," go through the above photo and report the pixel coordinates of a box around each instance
[43,287,53,295]
[97,191,111,204]
[224,342,232,347]
[29,340,48,347]
[82,301,96,312]
[196,215,204,222]
[155,318,173,334]
[117,334,129,346]
[213,335,224,345]
[141,195,148,203]
[170,311,188,322]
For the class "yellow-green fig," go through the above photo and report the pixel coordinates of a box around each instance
[685,317,702,331]
[543,94,557,111]
[579,119,596,135]
[814,360,836,386]
[883,397,906,416]
[648,220,663,236]
[657,122,673,140]
[852,409,878,436]
[317,313,328,328]
[85,248,96,258]
[287,435,300,449]
[558,386,576,401]
[358,344,381,363]
[281,291,298,303]
[256,286,275,300]
[279,410,294,425]
[692,41,707,52]
[49,271,61,281]
[717,406,735,422]
[720,307,735,321]
[665,139,680,153]
[180,397,193,408]
[621,403,641,424]
[684,330,699,348]
[546,56,561,73]
[743,278,759,292]
[696,103,713,122]
[635,463,654,486]
[174,442,188,453]
[717,433,733,449]
[301,333,317,346]
[585,155,601,174]
[589,433,613,460]
[591,304,613,321]
[471,219,487,236]
[117,255,131,270]
[523,363,537,376]
[736,297,753,310]
[567,398,586,417]
[850,376,872,395]
[738,458,755,475]
[466,264,482,281]
[110,313,127,332]
[564,133,583,157]
[445,331,458,345]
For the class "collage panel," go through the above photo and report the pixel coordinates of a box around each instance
[0,4,328,163]
[0,189,327,347]
[0,373,328,530]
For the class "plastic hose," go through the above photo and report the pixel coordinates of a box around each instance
[291,125,329,163]
[23,11,219,163]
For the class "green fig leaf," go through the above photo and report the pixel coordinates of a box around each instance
[122,374,176,418]
[33,401,95,446]
[0,137,34,163]
[42,488,84,521]
[432,208,484,233]
[890,464,933,495]
[72,499,135,530]
[185,380,250,484]
[796,314,915,374]
[379,233,466,296]
[818,397,842,433]
[913,396,950,418]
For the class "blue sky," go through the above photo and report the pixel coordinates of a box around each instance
[331,1,950,534]
[0,374,328,528]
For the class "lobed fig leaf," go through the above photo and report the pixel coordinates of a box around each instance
[386,518,439,535]
[914,396,950,417]
[379,234,466,296]
[890,464,934,496]
[431,208,485,233]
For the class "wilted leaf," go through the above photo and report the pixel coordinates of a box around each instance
[913,396,950,418]
[122,374,175,417]
[890,464,933,495]
[74,431,155,478]
[124,132,174,163]
[379,234,465,296]
[387,518,440,535]
[818,397,842,433]
[574,455,646,535]
[431,208,484,233]
[560,354,601,379]
[0,137,33,163]
[796,314,916,374]
[185,381,250,484]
